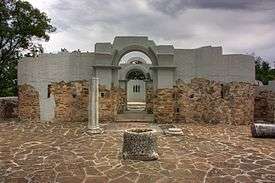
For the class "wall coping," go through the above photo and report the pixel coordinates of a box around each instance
[150,66,176,70]
[92,65,121,70]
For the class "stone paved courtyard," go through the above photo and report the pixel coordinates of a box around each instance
[0,120,275,183]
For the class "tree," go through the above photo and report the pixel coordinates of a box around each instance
[255,56,275,85]
[0,0,56,96]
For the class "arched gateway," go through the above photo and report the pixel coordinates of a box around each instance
[93,36,176,116]
[93,36,175,90]
[18,36,255,124]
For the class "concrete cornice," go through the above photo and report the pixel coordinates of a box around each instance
[149,66,176,70]
[92,65,121,70]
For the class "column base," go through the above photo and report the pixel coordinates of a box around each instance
[86,127,104,135]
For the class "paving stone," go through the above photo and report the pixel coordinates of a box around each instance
[235,175,253,183]
[206,176,235,183]
[56,176,84,183]
[84,176,109,183]
[0,121,274,182]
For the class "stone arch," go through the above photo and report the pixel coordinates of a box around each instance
[112,45,158,66]
[126,57,149,64]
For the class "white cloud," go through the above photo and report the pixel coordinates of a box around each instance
[25,0,275,61]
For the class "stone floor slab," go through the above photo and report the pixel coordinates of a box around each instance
[0,120,274,182]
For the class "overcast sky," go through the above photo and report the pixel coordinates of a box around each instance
[26,0,275,62]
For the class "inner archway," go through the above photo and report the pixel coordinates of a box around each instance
[119,51,152,65]
[117,50,153,112]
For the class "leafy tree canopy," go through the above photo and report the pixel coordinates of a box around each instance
[255,56,275,85]
[0,0,56,96]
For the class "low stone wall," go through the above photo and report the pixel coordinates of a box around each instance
[50,81,126,123]
[99,85,126,122]
[153,78,255,125]
[153,88,175,123]
[254,89,275,123]
[146,86,154,114]
[0,97,18,118]
[115,87,127,114]
[18,84,40,121]
[50,81,89,122]
[17,78,257,125]
[228,82,255,125]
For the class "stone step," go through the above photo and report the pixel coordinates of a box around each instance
[127,104,146,107]
[127,102,146,111]
[127,107,146,112]
[116,112,154,122]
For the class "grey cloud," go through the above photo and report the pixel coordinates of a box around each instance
[33,0,275,60]
[148,0,275,16]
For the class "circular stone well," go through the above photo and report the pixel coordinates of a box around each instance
[122,128,158,161]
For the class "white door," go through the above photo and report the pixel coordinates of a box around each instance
[127,80,145,102]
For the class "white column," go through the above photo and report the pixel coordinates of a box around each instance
[88,77,103,134]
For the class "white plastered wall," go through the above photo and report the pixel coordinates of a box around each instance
[18,53,95,121]
[174,46,255,83]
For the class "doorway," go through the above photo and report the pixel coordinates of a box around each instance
[126,69,146,111]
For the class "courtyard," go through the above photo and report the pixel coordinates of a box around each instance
[0,120,274,183]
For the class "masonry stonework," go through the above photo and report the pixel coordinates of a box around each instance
[99,86,126,122]
[254,89,275,123]
[153,78,254,125]
[18,84,40,121]
[50,81,89,122]
[153,88,175,123]
[50,81,126,122]
[146,86,154,114]
[17,78,255,125]
[0,97,18,119]
[228,82,255,125]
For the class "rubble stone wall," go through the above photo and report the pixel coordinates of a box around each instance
[18,78,256,125]
[99,85,126,122]
[146,86,154,114]
[0,97,18,118]
[18,84,40,121]
[153,88,175,123]
[254,89,275,123]
[50,81,89,122]
[153,78,255,125]
[50,81,126,122]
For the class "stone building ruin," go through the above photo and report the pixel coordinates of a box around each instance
[17,36,256,124]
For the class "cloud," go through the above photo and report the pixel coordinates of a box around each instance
[148,0,275,15]
[26,0,275,61]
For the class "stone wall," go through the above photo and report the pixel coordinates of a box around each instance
[153,78,255,125]
[228,82,255,125]
[0,97,18,119]
[99,85,126,122]
[50,81,89,122]
[18,84,40,121]
[146,86,154,114]
[153,88,175,123]
[50,81,126,122]
[116,88,127,114]
[254,89,275,123]
[17,78,256,125]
